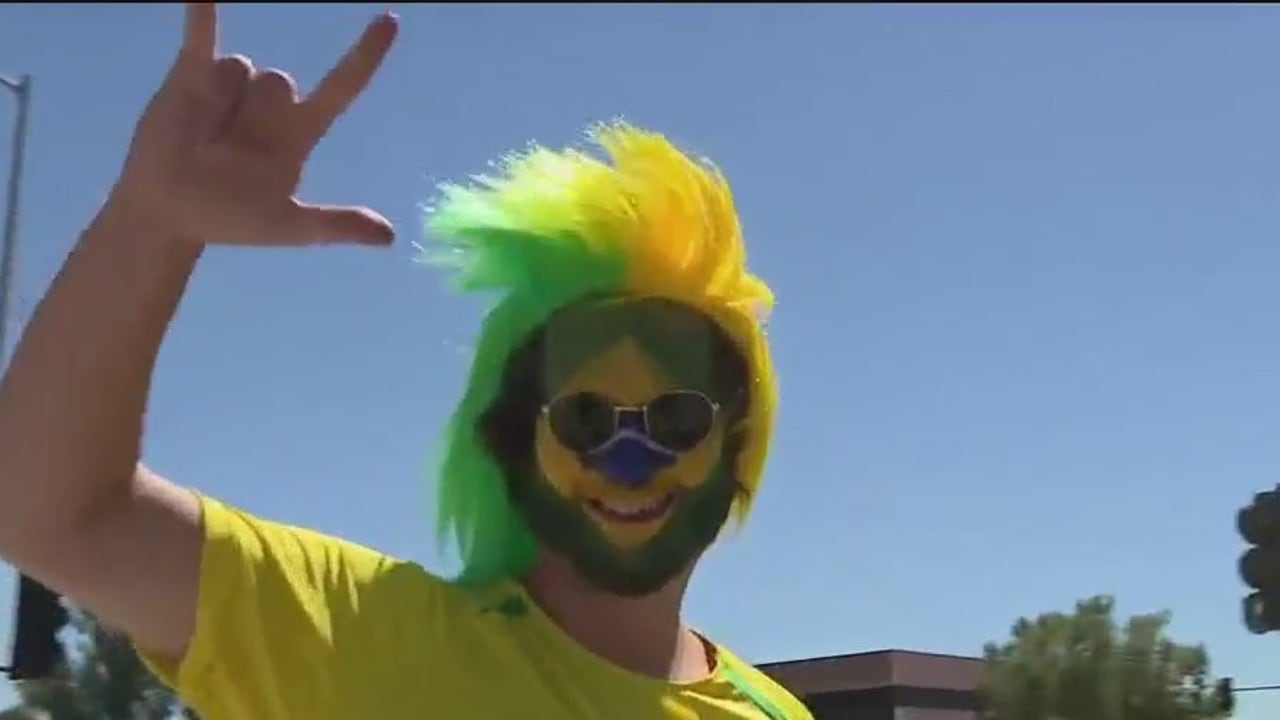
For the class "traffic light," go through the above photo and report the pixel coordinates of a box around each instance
[1214,677,1235,713]
[4,575,69,680]
[1238,487,1280,634]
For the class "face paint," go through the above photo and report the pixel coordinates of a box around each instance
[504,297,745,596]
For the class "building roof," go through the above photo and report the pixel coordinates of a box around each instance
[757,648,983,695]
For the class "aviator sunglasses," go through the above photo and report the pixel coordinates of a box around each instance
[542,390,721,455]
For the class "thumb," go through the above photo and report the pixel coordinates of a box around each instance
[291,202,395,246]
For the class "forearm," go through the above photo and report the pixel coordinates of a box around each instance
[0,192,201,559]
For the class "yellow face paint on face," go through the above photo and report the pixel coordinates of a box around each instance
[534,337,726,549]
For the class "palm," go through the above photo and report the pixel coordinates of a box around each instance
[123,3,397,247]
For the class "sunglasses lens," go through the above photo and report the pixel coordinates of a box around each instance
[546,392,617,453]
[646,391,717,452]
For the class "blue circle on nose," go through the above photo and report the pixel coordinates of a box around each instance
[588,437,677,488]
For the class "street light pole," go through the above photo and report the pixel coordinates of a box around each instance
[0,73,30,365]
[0,73,31,680]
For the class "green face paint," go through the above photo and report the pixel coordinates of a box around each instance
[509,453,738,595]
[501,297,748,595]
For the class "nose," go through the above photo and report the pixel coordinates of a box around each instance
[587,436,677,489]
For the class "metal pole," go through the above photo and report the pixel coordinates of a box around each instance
[0,74,30,365]
[1238,684,1280,693]
[0,73,29,679]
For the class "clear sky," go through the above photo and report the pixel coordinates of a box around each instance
[2,3,1280,717]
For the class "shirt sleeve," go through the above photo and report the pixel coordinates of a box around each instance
[136,492,418,718]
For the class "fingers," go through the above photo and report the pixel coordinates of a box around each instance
[288,202,395,246]
[172,3,218,81]
[224,68,299,148]
[249,69,299,105]
[296,12,399,147]
[205,55,252,135]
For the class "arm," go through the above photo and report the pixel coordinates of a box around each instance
[0,3,397,665]
[0,193,203,660]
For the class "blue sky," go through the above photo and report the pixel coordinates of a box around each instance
[3,2,1280,716]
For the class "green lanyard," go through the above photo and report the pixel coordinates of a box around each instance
[720,662,789,720]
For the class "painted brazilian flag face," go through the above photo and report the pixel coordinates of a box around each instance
[499,297,748,596]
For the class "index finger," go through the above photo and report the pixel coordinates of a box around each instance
[298,13,399,145]
[174,3,218,77]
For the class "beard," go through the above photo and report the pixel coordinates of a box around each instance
[506,464,738,596]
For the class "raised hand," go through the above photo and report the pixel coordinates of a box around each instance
[115,3,398,247]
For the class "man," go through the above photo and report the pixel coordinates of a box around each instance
[0,4,810,718]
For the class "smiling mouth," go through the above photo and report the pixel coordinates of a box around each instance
[586,494,676,523]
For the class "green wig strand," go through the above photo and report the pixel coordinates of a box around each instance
[424,142,630,585]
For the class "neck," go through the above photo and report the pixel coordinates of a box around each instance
[522,554,711,682]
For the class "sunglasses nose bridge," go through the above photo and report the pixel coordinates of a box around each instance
[615,407,647,434]
[545,391,718,455]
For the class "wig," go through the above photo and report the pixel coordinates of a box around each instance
[423,121,777,585]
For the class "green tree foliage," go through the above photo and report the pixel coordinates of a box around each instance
[5,610,195,720]
[981,595,1230,720]
[0,709,49,720]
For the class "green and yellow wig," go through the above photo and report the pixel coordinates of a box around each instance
[424,121,778,585]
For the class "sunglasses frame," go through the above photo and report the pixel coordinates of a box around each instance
[540,389,722,454]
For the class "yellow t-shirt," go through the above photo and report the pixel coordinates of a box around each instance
[140,495,813,720]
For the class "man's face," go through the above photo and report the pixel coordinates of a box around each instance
[507,299,740,596]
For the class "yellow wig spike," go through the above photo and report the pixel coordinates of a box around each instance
[586,123,777,520]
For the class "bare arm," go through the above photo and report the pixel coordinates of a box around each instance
[0,193,203,659]
[0,3,395,663]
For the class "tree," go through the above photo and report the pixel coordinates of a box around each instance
[980,595,1230,720]
[0,709,49,720]
[4,609,195,720]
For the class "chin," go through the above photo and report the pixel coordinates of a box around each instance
[511,470,738,598]
[567,551,691,598]
[531,506,702,597]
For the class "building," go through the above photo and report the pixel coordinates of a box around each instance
[758,649,983,719]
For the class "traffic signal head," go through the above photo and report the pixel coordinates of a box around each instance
[1237,486,1280,635]
[1239,546,1280,589]
[1239,491,1280,546]
[6,575,69,680]
[1243,592,1280,635]
[1215,677,1235,713]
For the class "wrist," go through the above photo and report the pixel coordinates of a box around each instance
[88,184,203,260]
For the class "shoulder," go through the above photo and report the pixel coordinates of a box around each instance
[146,494,478,717]
[194,492,463,624]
